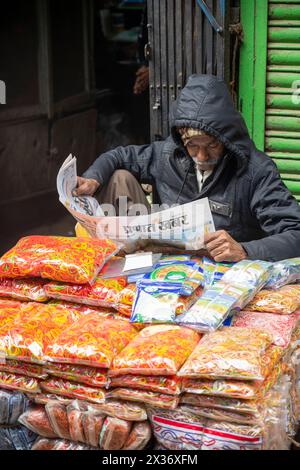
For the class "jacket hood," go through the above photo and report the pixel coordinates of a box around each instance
[171,74,254,171]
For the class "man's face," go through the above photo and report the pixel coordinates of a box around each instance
[185,134,224,171]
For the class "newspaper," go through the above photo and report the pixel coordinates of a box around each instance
[57,155,215,250]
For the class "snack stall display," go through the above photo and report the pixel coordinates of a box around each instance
[0,236,299,451]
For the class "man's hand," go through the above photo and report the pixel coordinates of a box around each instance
[204,230,247,262]
[74,177,100,196]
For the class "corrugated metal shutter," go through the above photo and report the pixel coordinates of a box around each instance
[266,0,300,202]
[147,0,232,141]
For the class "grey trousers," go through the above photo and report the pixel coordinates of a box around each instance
[96,170,151,216]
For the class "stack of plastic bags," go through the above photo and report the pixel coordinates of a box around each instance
[108,325,200,410]
[18,399,151,450]
[129,258,204,324]
[117,283,203,320]
[231,258,300,432]
[0,302,85,395]
[176,260,272,331]
[0,235,300,451]
[0,236,125,311]
[147,372,293,450]
[44,275,127,310]
[0,237,141,421]
[145,325,298,450]
[43,313,138,403]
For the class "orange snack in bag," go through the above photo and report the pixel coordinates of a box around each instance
[0,302,81,364]
[0,236,119,284]
[111,325,200,376]
[46,313,137,368]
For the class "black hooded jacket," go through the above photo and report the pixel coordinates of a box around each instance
[83,74,300,261]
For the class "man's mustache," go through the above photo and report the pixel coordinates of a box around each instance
[193,158,220,166]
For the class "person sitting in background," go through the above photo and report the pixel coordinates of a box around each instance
[76,74,300,262]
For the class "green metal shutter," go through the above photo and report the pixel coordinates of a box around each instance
[239,0,300,202]
[266,0,300,202]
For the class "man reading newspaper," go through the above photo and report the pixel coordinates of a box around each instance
[75,75,300,262]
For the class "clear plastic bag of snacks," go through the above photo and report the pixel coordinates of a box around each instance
[43,363,108,388]
[45,402,71,440]
[202,258,233,288]
[123,422,152,450]
[110,375,182,395]
[181,259,274,331]
[110,325,200,376]
[109,388,180,410]
[221,260,272,292]
[181,405,260,426]
[118,284,203,319]
[18,405,57,438]
[200,420,263,450]
[176,282,249,332]
[181,261,272,329]
[180,393,262,415]
[181,361,283,400]
[148,402,286,450]
[88,400,147,421]
[263,373,296,449]
[40,378,106,404]
[31,394,72,406]
[143,260,204,296]
[0,372,41,394]
[147,406,207,450]
[0,278,49,302]
[232,310,300,348]
[266,258,300,290]
[206,384,292,451]
[0,302,81,364]
[178,327,273,380]
[0,360,48,379]
[131,281,182,323]
[45,313,137,368]
[0,236,120,284]
[245,285,300,315]
[99,416,132,450]
[0,389,29,425]
[44,276,127,309]
[67,401,86,443]
[82,411,105,447]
